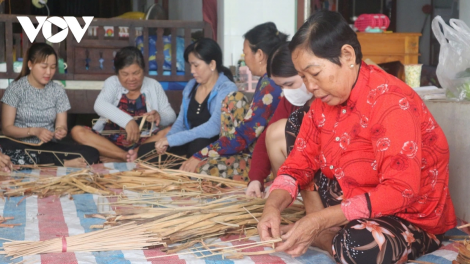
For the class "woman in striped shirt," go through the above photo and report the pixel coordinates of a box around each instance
[1,43,99,167]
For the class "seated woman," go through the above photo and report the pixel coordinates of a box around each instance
[71,46,176,162]
[258,11,456,263]
[135,38,238,161]
[0,43,99,167]
[246,43,315,198]
[156,22,287,179]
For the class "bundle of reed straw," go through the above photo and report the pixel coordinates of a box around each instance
[0,170,110,198]
[1,166,246,198]
[0,195,305,258]
[0,222,162,259]
[454,238,470,264]
[99,166,246,194]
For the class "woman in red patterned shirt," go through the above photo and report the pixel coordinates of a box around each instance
[258,11,456,263]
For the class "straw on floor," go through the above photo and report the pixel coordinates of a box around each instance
[0,195,305,259]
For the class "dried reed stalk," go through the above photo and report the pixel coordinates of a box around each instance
[135,150,187,170]
[0,216,19,228]
[454,237,470,264]
[0,136,43,147]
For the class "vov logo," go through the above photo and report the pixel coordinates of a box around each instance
[17,16,94,43]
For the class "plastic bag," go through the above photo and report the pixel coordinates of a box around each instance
[432,16,470,100]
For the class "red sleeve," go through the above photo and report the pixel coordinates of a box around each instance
[248,97,295,187]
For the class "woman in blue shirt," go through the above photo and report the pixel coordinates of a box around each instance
[133,38,237,161]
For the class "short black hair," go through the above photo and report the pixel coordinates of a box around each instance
[244,22,288,56]
[267,42,297,78]
[184,37,234,82]
[114,46,145,74]
[289,10,362,66]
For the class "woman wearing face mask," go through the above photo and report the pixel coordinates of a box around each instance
[258,11,455,263]
[246,43,315,198]
[0,42,99,167]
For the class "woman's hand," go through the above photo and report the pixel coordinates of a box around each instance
[0,153,13,173]
[258,204,283,241]
[258,189,293,241]
[179,157,200,172]
[275,212,326,257]
[54,127,67,140]
[125,120,140,144]
[143,110,161,126]
[32,128,54,143]
[154,137,169,155]
[246,180,263,198]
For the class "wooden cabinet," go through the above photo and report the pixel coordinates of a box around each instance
[357,32,421,65]
[357,32,421,80]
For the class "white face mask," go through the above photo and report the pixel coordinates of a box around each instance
[282,83,313,106]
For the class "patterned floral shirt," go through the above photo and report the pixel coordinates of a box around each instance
[272,62,456,235]
[194,74,283,160]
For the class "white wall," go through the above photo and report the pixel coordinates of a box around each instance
[169,0,203,21]
[218,0,297,66]
[460,0,470,26]
[396,0,431,65]
[425,100,470,223]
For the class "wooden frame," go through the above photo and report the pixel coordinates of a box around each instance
[297,0,305,30]
[0,14,212,82]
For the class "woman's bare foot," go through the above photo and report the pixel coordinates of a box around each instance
[63,158,88,168]
[127,148,138,162]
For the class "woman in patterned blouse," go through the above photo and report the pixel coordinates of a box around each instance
[258,11,456,263]
[180,22,286,180]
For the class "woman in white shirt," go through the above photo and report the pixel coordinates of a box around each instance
[71,46,176,162]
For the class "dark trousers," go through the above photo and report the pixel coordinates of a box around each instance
[0,138,100,166]
[314,172,443,264]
